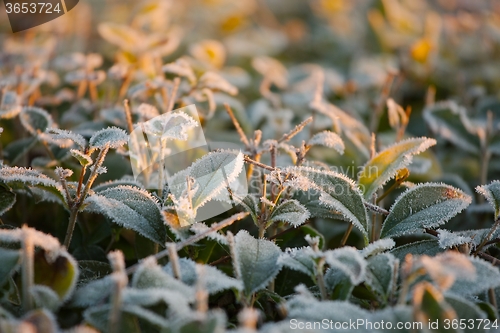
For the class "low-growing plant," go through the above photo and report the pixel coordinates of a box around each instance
[2,1,500,332]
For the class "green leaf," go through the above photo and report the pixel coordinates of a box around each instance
[233,230,282,295]
[269,200,310,227]
[381,183,471,239]
[390,240,442,262]
[307,131,344,154]
[0,166,67,208]
[83,185,167,245]
[34,250,79,301]
[0,91,21,119]
[358,137,436,200]
[278,247,316,278]
[70,149,93,167]
[77,260,113,284]
[371,306,414,333]
[445,293,487,333]
[413,282,457,332]
[326,247,367,286]
[19,107,53,135]
[364,253,398,303]
[30,285,62,311]
[89,126,128,150]
[286,166,368,241]
[449,256,500,296]
[84,304,142,333]
[424,101,480,154]
[0,185,16,216]
[3,137,37,165]
[476,181,500,219]
[0,248,20,286]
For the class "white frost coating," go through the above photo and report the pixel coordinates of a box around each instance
[278,247,316,277]
[89,126,128,149]
[189,222,228,245]
[199,71,238,96]
[0,91,22,119]
[476,180,500,219]
[360,238,395,258]
[418,252,476,290]
[437,229,473,249]
[83,185,166,245]
[164,258,243,294]
[307,130,345,154]
[269,199,310,227]
[70,149,93,167]
[381,182,472,239]
[44,128,87,150]
[260,196,275,208]
[136,103,160,120]
[364,253,398,301]
[233,230,282,295]
[325,247,367,285]
[358,137,437,200]
[0,227,61,261]
[19,106,54,135]
[423,100,479,154]
[449,256,500,296]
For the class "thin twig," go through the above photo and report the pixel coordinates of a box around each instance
[278,117,313,143]
[123,99,134,134]
[340,224,353,247]
[364,201,389,216]
[224,103,250,148]
[475,218,500,254]
[166,78,181,113]
[243,156,276,171]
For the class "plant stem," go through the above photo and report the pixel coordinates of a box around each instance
[340,223,353,247]
[225,103,250,148]
[123,99,134,134]
[316,258,328,300]
[63,208,79,249]
[21,226,34,313]
[475,218,500,254]
[167,243,182,280]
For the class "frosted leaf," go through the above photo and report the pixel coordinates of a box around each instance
[285,166,368,241]
[70,276,113,307]
[162,58,196,85]
[83,186,166,245]
[437,229,473,249]
[286,294,369,324]
[0,185,16,216]
[89,126,128,150]
[360,238,395,258]
[43,129,86,150]
[30,285,61,312]
[164,258,243,294]
[476,181,500,219]
[390,240,442,262]
[358,137,436,200]
[325,247,366,285]
[199,71,238,96]
[189,222,228,245]
[449,256,500,296]
[0,91,22,119]
[417,252,475,290]
[122,288,191,316]
[311,101,371,158]
[135,103,160,121]
[97,23,143,53]
[131,257,194,301]
[386,98,407,129]
[70,149,93,167]
[19,107,53,135]
[0,166,66,207]
[239,193,260,222]
[307,131,345,154]
[423,101,480,154]
[364,253,398,302]
[144,111,198,141]
[269,199,310,227]
[380,183,471,239]
[277,247,316,278]
[445,294,487,327]
[91,177,145,193]
[233,230,282,295]
[169,150,245,220]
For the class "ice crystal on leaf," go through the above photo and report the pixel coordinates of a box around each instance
[89,126,128,150]
[307,130,345,154]
[358,137,437,200]
[43,129,87,150]
[268,199,310,227]
[476,181,500,219]
[19,107,54,136]
[380,183,471,239]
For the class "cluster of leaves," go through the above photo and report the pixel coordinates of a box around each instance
[2,0,500,332]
